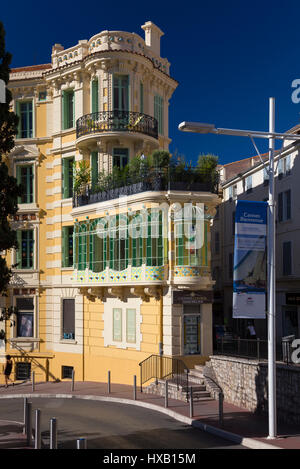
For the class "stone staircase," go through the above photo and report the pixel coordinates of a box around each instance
[143,364,214,402]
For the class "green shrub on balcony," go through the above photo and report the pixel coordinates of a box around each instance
[73,160,91,194]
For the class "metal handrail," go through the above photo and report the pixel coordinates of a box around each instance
[73,172,218,208]
[76,110,158,140]
[139,354,189,392]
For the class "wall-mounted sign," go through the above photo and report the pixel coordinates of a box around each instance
[173,290,212,305]
[233,200,267,319]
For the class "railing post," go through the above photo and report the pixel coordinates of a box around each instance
[189,387,194,418]
[25,401,32,447]
[257,338,260,360]
[108,370,111,393]
[219,392,224,427]
[140,366,143,393]
[165,380,168,408]
[34,409,41,449]
[50,418,57,449]
[133,375,137,401]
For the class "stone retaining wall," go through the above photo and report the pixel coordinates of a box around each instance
[208,355,300,425]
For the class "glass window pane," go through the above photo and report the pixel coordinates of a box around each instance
[113,308,122,341]
[126,309,136,343]
[16,297,34,338]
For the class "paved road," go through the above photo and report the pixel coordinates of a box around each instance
[0,397,246,450]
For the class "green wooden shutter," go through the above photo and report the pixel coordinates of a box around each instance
[72,91,75,128]
[15,101,21,138]
[16,230,22,268]
[154,95,164,134]
[91,79,99,113]
[62,91,67,130]
[62,157,74,198]
[62,227,68,268]
[62,158,70,199]
[91,152,98,190]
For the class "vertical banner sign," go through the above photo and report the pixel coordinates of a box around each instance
[233,200,267,319]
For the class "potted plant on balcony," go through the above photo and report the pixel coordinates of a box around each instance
[73,160,91,195]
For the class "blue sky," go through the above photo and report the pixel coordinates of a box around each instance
[2,0,300,165]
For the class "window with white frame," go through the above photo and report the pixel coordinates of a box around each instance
[278,155,291,179]
[16,297,34,338]
[62,299,75,340]
[104,298,141,349]
[16,100,33,138]
[16,164,34,204]
[245,175,252,192]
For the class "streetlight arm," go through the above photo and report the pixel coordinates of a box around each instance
[178,121,300,141]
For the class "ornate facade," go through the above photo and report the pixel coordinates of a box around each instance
[3,21,219,384]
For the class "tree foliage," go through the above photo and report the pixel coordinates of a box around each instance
[0,21,23,339]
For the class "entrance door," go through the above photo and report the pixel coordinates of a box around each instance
[183,305,201,355]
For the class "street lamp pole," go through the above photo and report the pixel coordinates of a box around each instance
[178,103,300,440]
[268,97,276,438]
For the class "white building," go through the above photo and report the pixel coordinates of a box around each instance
[212,124,300,343]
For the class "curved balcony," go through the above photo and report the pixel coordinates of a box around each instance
[76,110,158,140]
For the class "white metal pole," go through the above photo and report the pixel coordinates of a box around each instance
[268,97,277,438]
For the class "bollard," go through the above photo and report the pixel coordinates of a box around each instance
[50,418,57,449]
[133,375,137,401]
[71,369,75,392]
[108,370,111,393]
[77,438,87,449]
[25,401,32,447]
[23,397,28,434]
[219,392,224,427]
[35,409,41,449]
[165,380,168,408]
[32,371,35,392]
[189,387,193,418]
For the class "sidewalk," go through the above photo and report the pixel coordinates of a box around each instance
[0,380,299,449]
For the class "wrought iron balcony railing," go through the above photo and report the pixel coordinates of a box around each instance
[73,172,218,208]
[76,110,158,140]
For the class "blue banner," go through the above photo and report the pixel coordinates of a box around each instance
[232,200,267,319]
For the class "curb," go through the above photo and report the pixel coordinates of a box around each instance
[0,393,281,450]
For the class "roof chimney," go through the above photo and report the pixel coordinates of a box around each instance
[52,44,64,54]
[141,21,164,56]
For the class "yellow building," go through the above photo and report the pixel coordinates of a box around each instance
[3,21,219,386]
